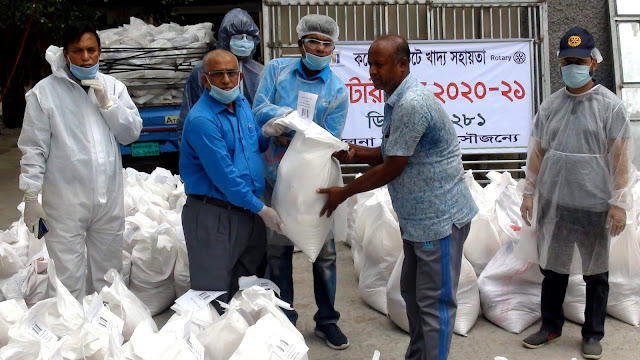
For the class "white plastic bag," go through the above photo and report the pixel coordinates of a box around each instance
[478,241,543,334]
[197,307,252,360]
[607,224,640,326]
[173,228,191,298]
[386,253,408,332]
[563,275,586,325]
[463,214,504,277]
[272,112,348,261]
[454,256,481,336]
[228,314,308,360]
[0,258,50,307]
[358,191,402,315]
[0,298,28,347]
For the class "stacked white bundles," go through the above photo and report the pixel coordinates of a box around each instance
[563,275,586,325]
[464,172,519,277]
[0,261,84,359]
[607,222,640,326]
[0,298,28,347]
[226,286,309,360]
[386,253,408,333]
[122,313,204,360]
[358,189,402,315]
[98,17,214,105]
[478,240,544,334]
[272,112,348,261]
[100,269,157,341]
[128,223,179,316]
[454,256,481,336]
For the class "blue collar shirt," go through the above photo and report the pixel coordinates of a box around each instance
[180,92,268,213]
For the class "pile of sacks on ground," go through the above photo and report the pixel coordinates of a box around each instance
[337,170,640,336]
[0,167,311,359]
[98,17,214,105]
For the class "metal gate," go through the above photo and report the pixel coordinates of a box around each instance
[261,0,550,182]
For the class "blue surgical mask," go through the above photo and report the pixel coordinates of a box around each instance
[207,80,240,104]
[302,52,332,71]
[67,56,98,80]
[230,39,254,57]
[561,64,592,89]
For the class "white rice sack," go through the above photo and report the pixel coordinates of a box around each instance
[197,307,252,360]
[478,241,543,334]
[463,214,503,277]
[358,191,402,315]
[272,112,348,262]
[352,188,384,278]
[128,224,178,316]
[0,242,23,279]
[173,228,191,298]
[170,301,219,336]
[563,275,586,325]
[229,313,309,360]
[102,269,157,341]
[121,320,185,360]
[386,253,408,333]
[342,194,358,247]
[607,224,640,326]
[0,298,28,347]
[0,258,49,307]
[123,212,159,254]
[121,251,132,288]
[454,256,480,336]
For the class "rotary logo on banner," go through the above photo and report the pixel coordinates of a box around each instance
[329,40,534,154]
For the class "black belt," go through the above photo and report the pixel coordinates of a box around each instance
[187,194,249,212]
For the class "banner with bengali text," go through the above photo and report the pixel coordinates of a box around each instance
[329,40,534,154]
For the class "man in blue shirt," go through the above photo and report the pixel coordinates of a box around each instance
[180,49,284,305]
[253,14,349,350]
[319,35,478,360]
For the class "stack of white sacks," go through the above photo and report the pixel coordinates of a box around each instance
[98,17,214,105]
[339,170,640,336]
[0,167,310,359]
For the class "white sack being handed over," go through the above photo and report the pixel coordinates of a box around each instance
[128,223,178,316]
[607,224,640,326]
[0,298,28,347]
[101,269,157,341]
[272,112,348,261]
[358,190,402,315]
[478,241,543,334]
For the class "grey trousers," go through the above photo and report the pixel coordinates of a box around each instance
[401,223,471,360]
[181,196,267,304]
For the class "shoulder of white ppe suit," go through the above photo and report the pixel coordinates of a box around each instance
[540,84,625,116]
[44,45,128,95]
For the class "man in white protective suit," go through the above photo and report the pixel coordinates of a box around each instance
[18,23,143,300]
[519,26,634,360]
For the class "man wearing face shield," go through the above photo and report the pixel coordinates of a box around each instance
[253,14,349,350]
[17,23,143,300]
[180,49,283,305]
[520,27,634,360]
[177,8,264,145]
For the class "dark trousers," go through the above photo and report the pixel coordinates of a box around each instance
[540,267,609,340]
[182,196,267,306]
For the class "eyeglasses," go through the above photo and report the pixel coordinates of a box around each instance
[303,38,335,51]
[205,70,241,81]
[231,34,253,42]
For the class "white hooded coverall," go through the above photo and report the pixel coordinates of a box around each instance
[18,45,142,299]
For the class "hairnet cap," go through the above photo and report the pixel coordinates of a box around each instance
[296,14,339,42]
[558,26,595,59]
[217,8,261,52]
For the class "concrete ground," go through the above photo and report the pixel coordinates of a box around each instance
[1,127,639,359]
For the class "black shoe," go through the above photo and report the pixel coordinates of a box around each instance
[582,338,602,359]
[522,329,562,349]
[314,323,349,350]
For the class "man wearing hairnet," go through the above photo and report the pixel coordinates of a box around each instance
[177,8,264,144]
[18,23,142,300]
[520,26,634,360]
[253,14,349,350]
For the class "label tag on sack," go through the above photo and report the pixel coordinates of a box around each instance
[238,276,281,297]
[12,273,27,292]
[297,91,318,124]
[27,314,58,349]
[86,293,125,343]
[270,331,309,360]
[123,224,140,244]
[154,222,172,234]
[186,332,205,360]
[175,290,227,311]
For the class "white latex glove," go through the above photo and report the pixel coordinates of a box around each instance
[81,79,113,109]
[258,205,285,234]
[261,109,293,137]
[23,190,47,235]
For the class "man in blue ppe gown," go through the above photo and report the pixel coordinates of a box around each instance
[253,14,349,350]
